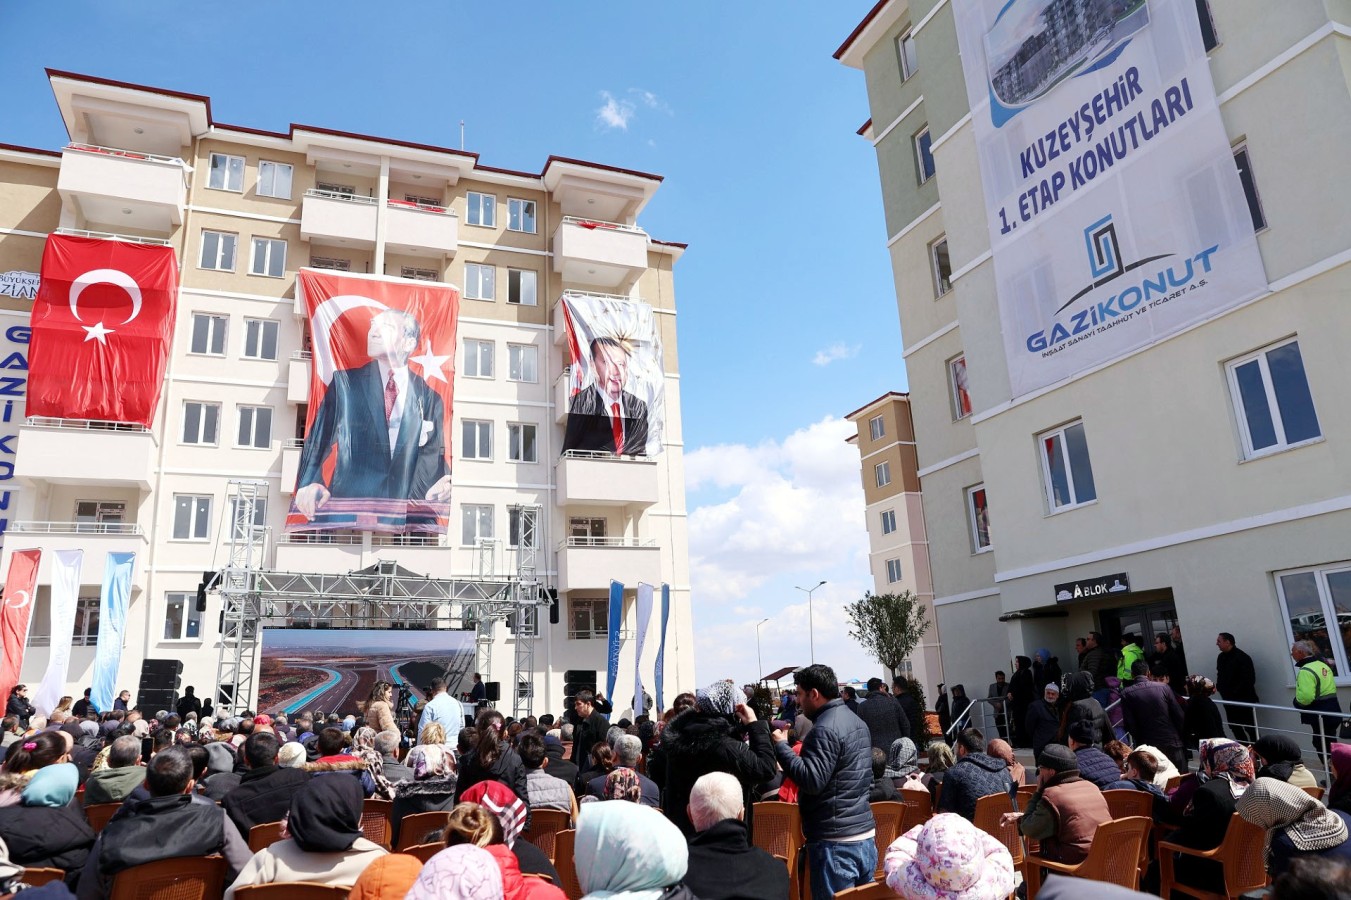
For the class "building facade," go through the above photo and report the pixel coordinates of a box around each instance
[0,70,693,717]
[837,2,1351,713]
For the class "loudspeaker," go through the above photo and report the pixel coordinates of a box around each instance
[547,588,560,625]
[484,681,501,702]
[136,689,177,714]
[563,669,597,711]
[137,658,182,697]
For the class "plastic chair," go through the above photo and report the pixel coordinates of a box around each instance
[360,798,394,849]
[248,821,287,854]
[972,792,1023,868]
[1302,786,1325,801]
[400,842,444,864]
[553,828,584,900]
[108,854,228,900]
[1165,775,1184,792]
[751,802,804,900]
[832,882,895,899]
[898,788,932,832]
[1023,816,1150,899]
[1158,813,1268,899]
[232,884,352,900]
[394,811,451,851]
[84,802,122,832]
[21,868,66,887]
[871,801,907,878]
[1102,790,1154,820]
[520,807,571,861]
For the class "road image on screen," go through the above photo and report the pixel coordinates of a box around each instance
[258,628,476,717]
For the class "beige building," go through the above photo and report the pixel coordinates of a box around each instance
[844,391,942,691]
[837,2,1351,715]
[0,69,693,717]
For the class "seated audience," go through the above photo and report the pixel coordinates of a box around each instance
[377,730,414,783]
[576,802,697,899]
[349,852,424,900]
[222,731,310,838]
[1152,738,1254,892]
[1011,744,1111,865]
[1106,749,1166,798]
[456,711,528,807]
[683,772,789,900]
[0,732,68,797]
[1067,720,1122,789]
[1269,857,1351,900]
[884,812,1016,898]
[1237,777,1351,879]
[1329,743,1351,815]
[936,729,1013,821]
[392,744,459,849]
[200,740,242,800]
[884,737,925,792]
[585,735,659,807]
[518,732,575,816]
[83,735,145,805]
[439,793,562,899]
[406,844,505,900]
[0,762,94,883]
[869,747,899,802]
[1252,734,1320,790]
[986,738,1026,786]
[540,734,578,788]
[458,781,557,882]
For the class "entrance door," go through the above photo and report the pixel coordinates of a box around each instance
[1099,601,1178,651]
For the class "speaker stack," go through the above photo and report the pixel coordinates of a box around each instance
[563,669,597,711]
[136,658,183,714]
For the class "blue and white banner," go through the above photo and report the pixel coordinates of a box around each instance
[953,0,1268,397]
[633,583,654,716]
[90,551,135,712]
[0,311,30,553]
[654,584,670,711]
[33,549,82,716]
[605,580,623,701]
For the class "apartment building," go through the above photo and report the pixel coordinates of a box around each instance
[844,391,943,690]
[0,69,693,716]
[837,1,1351,710]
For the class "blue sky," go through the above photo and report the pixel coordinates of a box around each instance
[1,3,911,694]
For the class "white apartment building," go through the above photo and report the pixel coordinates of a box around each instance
[0,69,694,717]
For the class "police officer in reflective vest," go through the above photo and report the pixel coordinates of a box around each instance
[1291,640,1342,758]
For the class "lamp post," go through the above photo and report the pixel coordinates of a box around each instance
[755,618,770,684]
[795,580,826,664]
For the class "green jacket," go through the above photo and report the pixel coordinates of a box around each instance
[1118,643,1145,682]
[1294,657,1336,707]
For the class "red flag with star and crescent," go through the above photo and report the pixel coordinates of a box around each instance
[27,235,178,427]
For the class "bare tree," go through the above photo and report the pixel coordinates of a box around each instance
[845,590,930,679]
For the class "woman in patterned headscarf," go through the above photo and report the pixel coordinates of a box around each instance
[392,744,458,849]
[604,768,643,803]
[351,726,395,800]
[1156,738,1254,891]
[1237,777,1351,878]
[406,844,504,900]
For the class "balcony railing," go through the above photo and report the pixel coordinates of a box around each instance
[11,521,146,536]
[278,532,363,545]
[291,350,313,361]
[560,215,646,235]
[304,188,378,205]
[387,199,457,216]
[25,416,153,434]
[65,143,187,168]
[560,449,655,463]
[277,532,446,547]
[558,536,657,549]
[284,438,305,449]
[53,227,172,247]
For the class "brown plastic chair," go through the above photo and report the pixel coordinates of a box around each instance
[1158,813,1267,899]
[360,798,394,849]
[394,811,452,851]
[108,854,228,900]
[1102,789,1156,871]
[1017,784,1037,802]
[520,808,571,861]
[972,792,1023,868]
[898,788,932,832]
[84,802,122,832]
[248,821,287,854]
[871,801,906,878]
[400,842,444,864]
[751,802,804,900]
[233,884,352,900]
[21,868,66,887]
[553,828,584,900]
[1023,816,1150,899]
[832,882,895,899]
[1302,786,1325,801]
[1165,775,1184,792]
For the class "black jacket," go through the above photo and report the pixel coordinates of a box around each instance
[542,748,578,788]
[1215,647,1259,702]
[1120,680,1185,750]
[1073,747,1122,789]
[569,709,611,768]
[656,712,778,838]
[0,802,95,880]
[456,747,530,818]
[391,777,456,847]
[894,692,925,744]
[6,695,34,727]
[937,753,1014,820]
[772,698,874,841]
[221,764,310,838]
[684,819,791,900]
[854,691,911,753]
[1025,700,1060,759]
[1183,694,1227,745]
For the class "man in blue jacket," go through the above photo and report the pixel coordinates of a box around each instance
[772,664,875,900]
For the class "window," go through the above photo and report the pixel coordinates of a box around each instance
[208,153,244,192]
[190,314,227,355]
[75,501,125,527]
[967,484,991,551]
[464,263,496,301]
[467,192,496,228]
[1039,421,1097,510]
[880,509,897,535]
[257,161,293,199]
[1276,564,1351,679]
[401,266,437,281]
[1195,0,1219,52]
[915,127,936,183]
[461,504,494,545]
[875,461,892,488]
[462,420,492,460]
[569,597,609,640]
[1232,145,1267,232]
[896,29,918,81]
[236,405,273,449]
[570,517,607,542]
[869,415,885,441]
[250,238,287,278]
[242,318,280,361]
[508,423,538,463]
[508,269,537,306]
[164,592,203,641]
[507,198,537,233]
[931,237,953,296]
[199,230,237,271]
[886,558,903,583]
[509,507,539,549]
[405,193,442,208]
[464,339,494,378]
[182,401,220,445]
[508,344,538,383]
[1226,338,1320,458]
[316,182,356,197]
[949,355,972,419]
[226,497,268,542]
[72,595,99,647]
[173,495,212,541]
[310,256,351,271]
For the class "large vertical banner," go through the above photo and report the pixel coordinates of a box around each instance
[561,294,664,457]
[287,271,459,534]
[0,312,29,551]
[34,549,82,716]
[654,583,670,711]
[952,0,1268,397]
[0,549,41,705]
[27,235,178,426]
[90,552,135,712]
[633,582,653,716]
[605,580,624,701]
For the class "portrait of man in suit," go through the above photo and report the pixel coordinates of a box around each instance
[563,335,650,456]
[294,308,452,518]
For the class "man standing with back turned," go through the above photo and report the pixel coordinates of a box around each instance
[1215,632,1259,742]
[771,664,875,900]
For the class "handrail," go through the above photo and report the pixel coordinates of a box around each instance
[11,521,146,536]
[558,289,646,305]
[64,143,188,167]
[387,198,457,216]
[283,438,304,449]
[291,350,313,360]
[278,533,362,545]
[560,215,646,235]
[25,416,152,433]
[557,536,657,549]
[304,188,378,205]
[559,449,657,463]
[53,228,172,247]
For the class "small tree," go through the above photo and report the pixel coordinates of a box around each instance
[845,590,930,681]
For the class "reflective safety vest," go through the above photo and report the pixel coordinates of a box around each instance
[1295,657,1337,708]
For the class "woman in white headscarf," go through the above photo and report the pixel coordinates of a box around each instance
[576,801,697,899]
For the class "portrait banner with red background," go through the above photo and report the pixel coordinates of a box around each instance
[286,270,459,534]
[0,548,40,708]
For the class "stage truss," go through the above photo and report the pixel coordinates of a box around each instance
[212,480,545,719]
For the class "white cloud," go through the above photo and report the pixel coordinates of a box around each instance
[629,89,672,115]
[595,91,635,131]
[811,342,861,367]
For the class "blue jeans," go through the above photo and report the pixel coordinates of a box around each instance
[807,838,877,900]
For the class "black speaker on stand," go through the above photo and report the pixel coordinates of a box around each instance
[135,658,183,714]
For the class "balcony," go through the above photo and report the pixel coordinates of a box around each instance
[385,200,458,258]
[552,218,648,291]
[57,144,188,235]
[288,352,312,404]
[557,536,661,592]
[16,419,156,490]
[5,521,149,585]
[274,532,452,578]
[300,189,378,248]
[280,439,303,496]
[556,451,658,507]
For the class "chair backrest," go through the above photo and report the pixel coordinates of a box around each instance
[1164,775,1183,792]
[871,801,907,878]
[1302,786,1326,801]
[360,798,394,849]
[232,883,352,900]
[84,802,122,832]
[1219,813,1269,896]
[394,811,452,851]
[108,854,228,900]
[972,792,1023,866]
[248,821,287,854]
[553,828,584,900]
[1077,816,1150,889]
[401,843,444,864]
[1102,789,1155,820]
[21,868,66,887]
[520,808,572,861]
[832,881,896,899]
[898,788,932,832]
[750,801,804,862]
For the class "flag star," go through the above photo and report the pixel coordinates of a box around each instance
[82,321,114,344]
[409,340,451,383]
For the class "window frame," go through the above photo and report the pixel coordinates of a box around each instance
[507,343,539,383]
[461,504,495,547]
[466,192,497,228]
[464,263,496,301]
[1274,562,1351,684]
[310,256,351,271]
[463,339,495,379]
[507,268,538,306]
[181,400,221,447]
[1037,420,1098,513]
[880,509,897,535]
[914,126,936,184]
[72,595,100,647]
[886,558,903,584]
[401,266,438,282]
[241,318,280,361]
[966,483,992,552]
[507,422,538,463]
[189,313,228,357]
[208,153,245,192]
[256,160,293,200]
[896,28,918,81]
[949,354,972,420]
[875,461,892,488]
[568,597,610,640]
[507,198,537,234]
[1225,337,1321,460]
[461,419,493,461]
[172,494,212,542]
[868,415,885,441]
[163,591,204,642]
[930,235,953,297]
[1232,143,1267,233]
[235,405,274,450]
[199,230,237,272]
[249,237,287,278]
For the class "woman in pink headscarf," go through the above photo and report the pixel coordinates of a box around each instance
[406,844,503,900]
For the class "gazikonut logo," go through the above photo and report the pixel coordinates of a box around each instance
[1025,214,1219,354]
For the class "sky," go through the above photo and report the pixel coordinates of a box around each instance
[0,2,910,693]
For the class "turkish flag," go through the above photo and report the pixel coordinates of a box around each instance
[27,235,178,427]
[0,548,40,707]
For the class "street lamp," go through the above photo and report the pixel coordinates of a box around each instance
[795,580,826,664]
[755,618,770,684]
